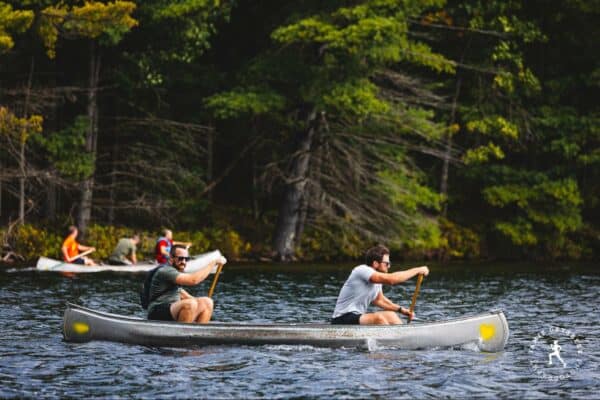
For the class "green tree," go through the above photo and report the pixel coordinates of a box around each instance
[208,0,455,259]
[436,0,595,259]
[0,3,38,226]
[38,0,137,234]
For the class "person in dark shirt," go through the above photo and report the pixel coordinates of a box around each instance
[108,234,140,265]
[147,245,226,323]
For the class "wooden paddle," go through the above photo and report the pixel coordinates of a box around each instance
[207,262,224,298]
[51,248,95,270]
[407,273,424,324]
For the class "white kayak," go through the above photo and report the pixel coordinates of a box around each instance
[36,250,223,273]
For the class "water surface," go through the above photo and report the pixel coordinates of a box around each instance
[0,262,598,398]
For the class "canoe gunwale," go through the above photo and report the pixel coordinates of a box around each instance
[64,302,506,329]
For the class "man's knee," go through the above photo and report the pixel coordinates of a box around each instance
[181,299,199,313]
[373,314,389,325]
[197,297,213,311]
[383,311,401,324]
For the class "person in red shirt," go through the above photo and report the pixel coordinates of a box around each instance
[155,229,191,264]
[61,226,96,265]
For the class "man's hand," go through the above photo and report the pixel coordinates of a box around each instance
[218,255,227,265]
[418,266,429,276]
[399,307,416,321]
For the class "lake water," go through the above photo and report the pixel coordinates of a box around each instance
[0,262,598,398]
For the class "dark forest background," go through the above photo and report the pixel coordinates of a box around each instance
[1,0,598,262]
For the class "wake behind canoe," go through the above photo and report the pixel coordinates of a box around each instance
[63,303,509,352]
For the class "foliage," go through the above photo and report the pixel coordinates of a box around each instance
[483,178,582,244]
[0,106,43,142]
[0,0,598,263]
[0,2,33,53]
[206,88,286,119]
[10,224,61,261]
[85,224,140,260]
[299,224,366,262]
[33,116,95,180]
[438,218,481,260]
[3,223,253,263]
[39,0,138,58]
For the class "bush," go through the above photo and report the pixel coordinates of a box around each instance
[1,223,253,264]
[439,218,481,260]
[86,224,138,261]
[299,226,365,262]
[11,224,62,261]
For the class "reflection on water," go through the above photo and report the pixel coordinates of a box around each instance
[0,263,598,398]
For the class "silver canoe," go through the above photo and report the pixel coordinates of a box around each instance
[36,250,222,273]
[63,303,509,352]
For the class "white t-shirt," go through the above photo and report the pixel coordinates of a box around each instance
[332,265,382,318]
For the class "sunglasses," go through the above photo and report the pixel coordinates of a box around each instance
[175,256,191,262]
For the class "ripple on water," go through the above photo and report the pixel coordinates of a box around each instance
[0,267,598,398]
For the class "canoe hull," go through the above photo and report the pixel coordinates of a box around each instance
[36,250,222,273]
[63,304,509,352]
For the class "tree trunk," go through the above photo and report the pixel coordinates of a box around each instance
[46,182,56,220]
[294,191,307,249]
[18,141,25,225]
[207,127,213,204]
[78,42,101,236]
[18,57,35,225]
[107,143,117,225]
[440,75,461,216]
[251,150,259,220]
[273,111,317,261]
[440,42,470,217]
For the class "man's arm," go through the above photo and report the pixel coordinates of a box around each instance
[61,245,71,263]
[77,243,95,252]
[130,246,137,264]
[370,266,429,285]
[173,241,192,248]
[175,257,225,286]
[372,291,400,311]
[372,292,415,319]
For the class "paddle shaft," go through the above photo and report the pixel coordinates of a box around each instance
[407,274,424,324]
[52,248,95,269]
[71,248,94,261]
[207,262,224,298]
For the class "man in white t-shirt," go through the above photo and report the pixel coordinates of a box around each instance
[331,244,429,325]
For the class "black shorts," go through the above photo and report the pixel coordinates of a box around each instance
[148,303,174,321]
[72,258,85,265]
[331,312,362,325]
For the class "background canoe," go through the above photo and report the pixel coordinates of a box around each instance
[37,250,222,273]
[63,303,509,352]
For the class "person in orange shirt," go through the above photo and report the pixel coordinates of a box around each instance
[61,225,97,265]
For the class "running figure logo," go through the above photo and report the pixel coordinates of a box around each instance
[529,326,584,381]
[548,340,567,368]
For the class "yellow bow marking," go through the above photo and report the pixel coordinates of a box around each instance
[479,324,495,341]
[73,322,90,335]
